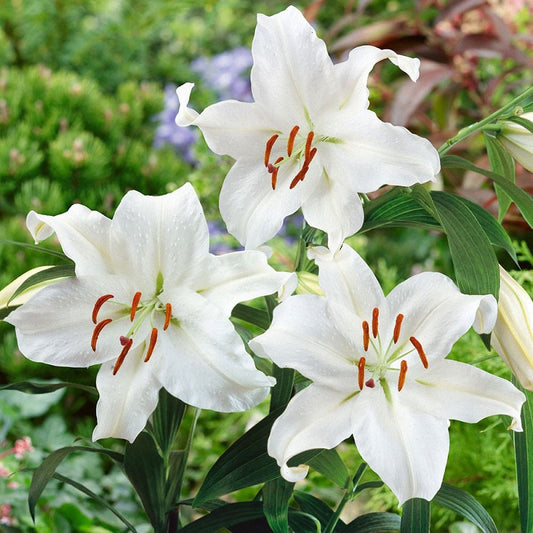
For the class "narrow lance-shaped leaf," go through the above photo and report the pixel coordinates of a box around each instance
[29,446,124,521]
[0,380,96,395]
[441,154,533,228]
[484,132,515,222]
[263,476,294,533]
[344,512,401,532]
[433,482,497,533]
[400,498,430,533]
[9,264,75,303]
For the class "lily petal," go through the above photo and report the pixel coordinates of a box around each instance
[250,294,357,386]
[93,346,161,442]
[352,389,449,505]
[153,288,275,412]
[6,276,134,367]
[386,272,497,360]
[404,359,524,429]
[268,383,355,482]
[109,184,209,294]
[195,250,294,316]
[26,206,112,276]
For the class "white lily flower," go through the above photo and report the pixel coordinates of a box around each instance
[498,112,533,172]
[176,6,440,251]
[6,183,292,442]
[250,245,525,505]
[491,266,533,390]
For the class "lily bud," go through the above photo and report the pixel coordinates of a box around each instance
[0,266,56,311]
[491,266,533,390]
[498,112,533,172]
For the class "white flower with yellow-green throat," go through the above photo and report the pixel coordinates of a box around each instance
[176,6,440,251]
[250,244,525,505]
[6,183,293,443]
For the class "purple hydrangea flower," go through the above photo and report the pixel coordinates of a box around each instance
[191,47,253,102]
[153,84,198,163]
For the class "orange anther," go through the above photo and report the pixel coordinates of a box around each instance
[270,156,284,189]
[372,307,379,338]
[130,292,142,321]
[305,131,314,160]
[410,336,428,369]
[113,337,133,375]
[91,318,112,351]
[164,303,172,330]
[92,294,114,324]
[144,328,158,362]
[264,134,279,167]
[358,357,366,390]
[393,314,404,344]
[287,125,300,157]
[362,321,370,351]
[398,360,408,391]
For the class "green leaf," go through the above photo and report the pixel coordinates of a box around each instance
[151,389,186,457]
[513,377,533,533]
[53,473,137,532]
[294,491,340,531]
[9,264,75,303]
[362,189,440,232]
[0,239,73,260]
[232,303,270,330]
[180,502,266,532]
[0,380,97,395]
[441,155,533,228]
[484,132,515,222]
[193,408,321,506]
[433,483,497,533]
[448,194,517,262]
[269,364,295,413]
[29,446,123,521]
[0,305,19,319]
[431,192,500,298]
[263,477,294,533]
[124,431,167,531]
[400,498,430,533]
[307,448,350,489]
[344,512,401,532]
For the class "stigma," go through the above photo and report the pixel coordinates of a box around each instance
[264,126,317,190]
[90,291,174,374]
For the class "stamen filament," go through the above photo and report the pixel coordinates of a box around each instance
[113,337,133,375]
[264,134,279,167]
[92,294,114,324]
[372,307,379,338]
[91,318,113,351]
[358,357,366,390]
[145,328,158,362]
[305,131,314,160]
[398,360,408,391]
[130,292,142,321]
[410,336,428,368]
[164,303,172,330]
[287,126,300,157]
[362,321,370,351]
[393,314,404,343]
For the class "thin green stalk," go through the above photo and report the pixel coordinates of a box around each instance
[438,86,533,156]
[323,463,367,533]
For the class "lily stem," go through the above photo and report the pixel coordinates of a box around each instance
[438,86,533,156]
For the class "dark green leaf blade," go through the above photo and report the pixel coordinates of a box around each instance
[294,490,339,530]
[513,377,533,533]
[9,264,75,303]
[400,498,430,533]
[307,448,350,488]
[263,477,294,533]
[345,511,401,532]
[124,432,166,531]
[431,192,500,297]
[0,380,97,395]
[232,303,270,330]
[29,446,123,521]
[441,155,533,228]
[484,132,515,221]
[433,482,497,533]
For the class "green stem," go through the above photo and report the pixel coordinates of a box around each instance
[323,463,367,533]
[438,86,533,156]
